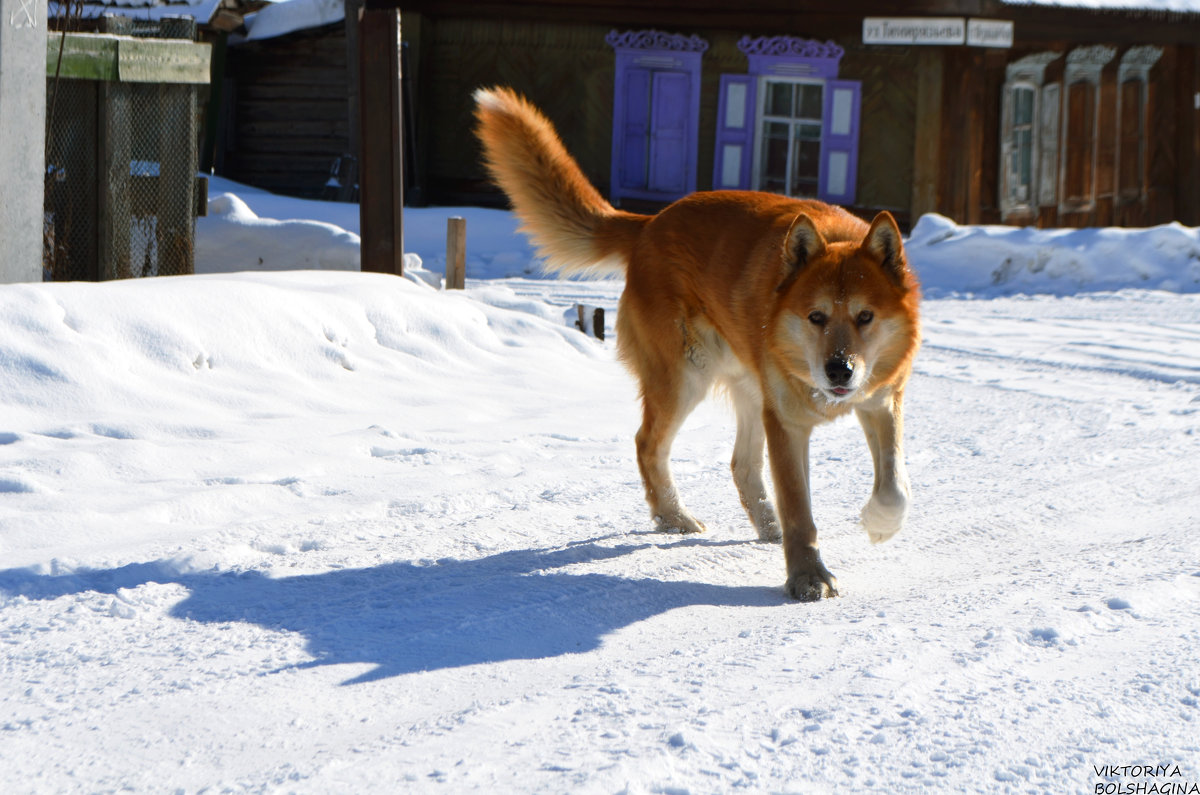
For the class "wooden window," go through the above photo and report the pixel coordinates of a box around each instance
[756,78,824,197]
[713,36,860,204]
[1058,46,1115,215]
[998,52,1060,219]
[1002,83,1037,206]
[1115,46,1162,204]
[1037,83,1061,207]
[1117,77,1145,200]
[607,30,708,205]
[714,75,755,190]
[1062,79,1097,208]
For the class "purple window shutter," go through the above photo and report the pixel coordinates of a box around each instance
[648,71,689,193]
[713,74,757,191]
[818,79,861,205]
[619,68,652,190]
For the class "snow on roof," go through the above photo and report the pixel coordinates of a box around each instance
[239,0,344,41]
[1000,0,1200,12]
[49,0,221,24]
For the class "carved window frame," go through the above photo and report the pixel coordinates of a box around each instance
[1115,46,1162,205]
[1059,45,1116,215]
[713,36,860,204]
[999,52,1060,218]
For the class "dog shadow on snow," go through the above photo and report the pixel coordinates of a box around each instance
[0,536,787,684]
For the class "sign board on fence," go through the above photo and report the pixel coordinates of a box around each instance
[967,19,1014,48]
[863,17,965,46]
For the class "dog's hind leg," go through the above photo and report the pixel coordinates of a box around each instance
[728,379,782,542]
[635,363,710,534]
[622,311,714,534]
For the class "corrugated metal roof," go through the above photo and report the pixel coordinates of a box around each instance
[49,0,232,24]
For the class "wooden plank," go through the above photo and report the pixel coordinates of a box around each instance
[231,66,350,86]
[235,103,349,123]
[47,33,119,81]
[119,38,211,84]
[235,119,349,137]
[235,83,351,102]
[46,33,211,84]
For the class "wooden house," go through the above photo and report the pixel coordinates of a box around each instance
[218,16,354,198]
[392,0,1200,231]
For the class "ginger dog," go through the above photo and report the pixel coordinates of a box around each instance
[474,87,920,600]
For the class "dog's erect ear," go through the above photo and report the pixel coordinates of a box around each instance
[778,213,827,293]
[783,213,827,268]
[862,211,909,284]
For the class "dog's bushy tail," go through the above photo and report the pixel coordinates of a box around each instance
[473,87,648,277]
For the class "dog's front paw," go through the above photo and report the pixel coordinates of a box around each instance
[653,511,707,534]
[860,484,909,545]
[784,551,839,601]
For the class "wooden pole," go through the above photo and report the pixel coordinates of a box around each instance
[358,6,404,275]
[445,216,465,289]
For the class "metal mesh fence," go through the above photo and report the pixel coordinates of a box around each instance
[44,78,96,281]
[44,31,199,281]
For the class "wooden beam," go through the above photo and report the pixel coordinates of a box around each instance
[358,6,404,275]
[937,48,986,225]
[1176,45,1199,225]
[911,48,943,223]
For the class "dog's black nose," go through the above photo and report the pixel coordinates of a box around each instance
[825,357,853,386]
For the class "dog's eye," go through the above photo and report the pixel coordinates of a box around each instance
[857,310,874,326]
[808,311,827,326]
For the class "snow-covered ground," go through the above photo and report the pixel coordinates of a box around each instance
[2,180,1199,793]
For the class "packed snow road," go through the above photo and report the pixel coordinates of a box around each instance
[1,273,1198,793]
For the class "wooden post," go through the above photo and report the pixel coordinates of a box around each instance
[573,304,605,340]
[358,5,404,275]
[445,216,466,289]
[157,16,198,277]
[99,15,133,280]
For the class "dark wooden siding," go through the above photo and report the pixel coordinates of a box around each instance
[220,24,351,199]
[842,44,918,223]
[414,17,615,205]
[400,3,1200,228]
[414,18,919,224]
[1127,49,1179,226]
